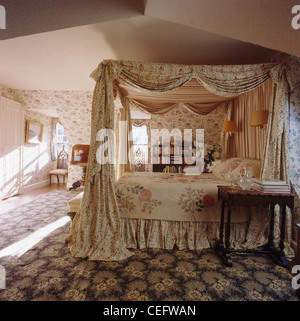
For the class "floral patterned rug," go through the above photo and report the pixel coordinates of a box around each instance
[0,190,298,301]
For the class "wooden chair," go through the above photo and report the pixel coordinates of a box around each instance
[49,146,68,184]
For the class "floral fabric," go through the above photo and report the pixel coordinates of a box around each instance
[66,66,134,261]
[211,158,262,181]
[116,172,248,223]
[120,214,294,259]
[262,64,291,182]
[67,59,291,261]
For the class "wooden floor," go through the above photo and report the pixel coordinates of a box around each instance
[0,183,68,215]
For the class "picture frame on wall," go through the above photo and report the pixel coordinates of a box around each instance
[25,120,44,144]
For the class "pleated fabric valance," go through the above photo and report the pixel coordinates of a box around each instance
[67,59,291,261]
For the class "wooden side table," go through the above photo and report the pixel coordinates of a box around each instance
[69,144,89,190]
[216,185,294,268]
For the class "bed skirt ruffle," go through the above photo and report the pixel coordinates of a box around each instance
[121,218,256,251]
[120,208,295,259]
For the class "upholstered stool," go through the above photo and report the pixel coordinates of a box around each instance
[49,168,68,184]
[67,192,83,220]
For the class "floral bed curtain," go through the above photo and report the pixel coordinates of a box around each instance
[262,65,292,182]
[67,60,290,261]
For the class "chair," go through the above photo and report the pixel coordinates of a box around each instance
[49,146,68,184]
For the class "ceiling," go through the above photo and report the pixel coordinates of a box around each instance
[0,0,298,109]
[0,16,278,92]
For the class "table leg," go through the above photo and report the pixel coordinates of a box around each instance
[215,199,233,267]
[217,200,225,249]
[263,206,276,252]
[279,205,289,268]
[224,204,233,267]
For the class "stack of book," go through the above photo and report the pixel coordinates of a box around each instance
[252,178,291,194]
[171,155,182,164]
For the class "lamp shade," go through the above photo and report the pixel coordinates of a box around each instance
[249,110,268,127]
[222,120,238,133]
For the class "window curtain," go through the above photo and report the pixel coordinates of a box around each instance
[115,96,134,180]
[51,118,60,161]
[233,77,273,160]
[130,119,151,172]
[220,101,233,159]
[67,60,291,261]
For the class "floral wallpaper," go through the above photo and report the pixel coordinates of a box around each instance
[149,103,225,147]
[0,85,93,187]
[0,86,226,187]
[131,104,225,172]
[18,90,93,187]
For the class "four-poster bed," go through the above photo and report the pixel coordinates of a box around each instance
[66,60,293,262]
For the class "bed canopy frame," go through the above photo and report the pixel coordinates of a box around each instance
[66,59,291,261]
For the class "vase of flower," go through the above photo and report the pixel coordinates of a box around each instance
[74,149,83,162]
[204,144,219,173]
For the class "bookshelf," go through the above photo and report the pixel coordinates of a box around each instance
[152,141,194,172]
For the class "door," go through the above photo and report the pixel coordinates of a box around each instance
[0,97,24,200]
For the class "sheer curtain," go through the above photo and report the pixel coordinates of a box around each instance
[115,97,134,180]
[67,60,291,261]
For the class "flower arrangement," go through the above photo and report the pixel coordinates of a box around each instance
[204,144,219,170]
[74,149,83,156]
[74,149,83,161]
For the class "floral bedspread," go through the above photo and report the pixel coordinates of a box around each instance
[115,172,249,223]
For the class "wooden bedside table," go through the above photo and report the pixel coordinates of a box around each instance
[216,185,294,268]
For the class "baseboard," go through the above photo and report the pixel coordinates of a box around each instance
[22,179,49,193]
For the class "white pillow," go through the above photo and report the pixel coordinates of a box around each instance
[211,158,262,181]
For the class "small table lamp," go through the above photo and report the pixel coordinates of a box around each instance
[249,110,268,129]
[222,120,238,136]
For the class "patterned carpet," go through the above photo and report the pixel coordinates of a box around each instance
[0,190,298,301]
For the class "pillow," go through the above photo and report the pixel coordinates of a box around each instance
[208,159,222,172]
[211,158,262,181]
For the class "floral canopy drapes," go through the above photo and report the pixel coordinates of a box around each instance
[67,60,291,261]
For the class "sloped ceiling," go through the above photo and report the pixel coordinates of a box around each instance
[144,0,300,58]
[0,0,145,40]
[0,0,298,94]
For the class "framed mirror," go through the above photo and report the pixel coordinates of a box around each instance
[25,120,44,144]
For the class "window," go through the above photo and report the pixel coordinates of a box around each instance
[52,123,68,161]
[132,125,148,169]
[56,123,68,144]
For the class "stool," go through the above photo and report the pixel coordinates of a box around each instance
[49,169,68,184]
